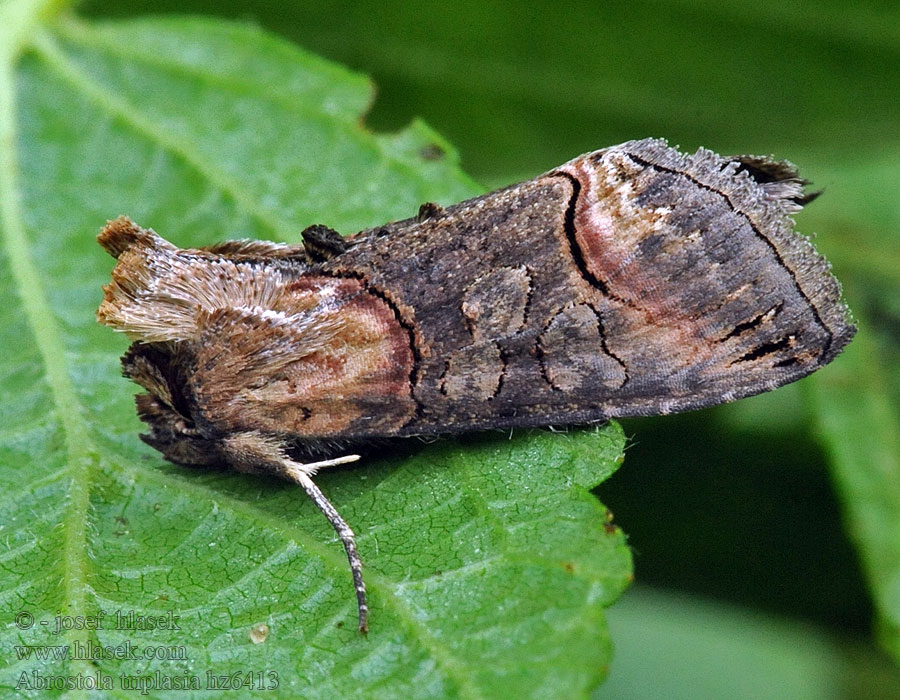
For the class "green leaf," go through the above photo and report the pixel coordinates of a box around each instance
[598,586,900,700]
[103,0,900,674]
[799,151,900,660]
[810,322,900,659]
[0,5,631,698]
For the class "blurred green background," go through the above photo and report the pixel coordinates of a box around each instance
[77,0,900,695]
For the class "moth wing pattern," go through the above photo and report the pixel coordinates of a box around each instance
[97,138,855,633]
[199,238,307,258]
[98,138,855,452]
[99,218,416,463]
[189,297,416,441]
[321,139,854,434]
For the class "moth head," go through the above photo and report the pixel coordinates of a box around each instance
[121,342,225,467]
[97,217,201,342]
[97,217,291,343]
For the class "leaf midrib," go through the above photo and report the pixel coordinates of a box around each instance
[36,20,477,242]
[54,15,370,130]
[31,28,298,243]
[0,0,96,685]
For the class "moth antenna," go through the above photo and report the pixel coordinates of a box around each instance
[281,455,369,634]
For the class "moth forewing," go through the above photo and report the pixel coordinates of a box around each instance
[97,138,855,632]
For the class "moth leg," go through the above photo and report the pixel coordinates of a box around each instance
[281,456,370,634]
[221,432,368,632]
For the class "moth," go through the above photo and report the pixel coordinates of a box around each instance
[97,138,855,632]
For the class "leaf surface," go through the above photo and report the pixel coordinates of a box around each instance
[0,5,631,698]
[811,321,900,659]
[159,0,900,671]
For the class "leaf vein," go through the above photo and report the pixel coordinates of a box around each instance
[0,19,97,684]
[31,29,296,243]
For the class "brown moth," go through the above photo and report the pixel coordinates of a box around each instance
[97,138,855,632]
